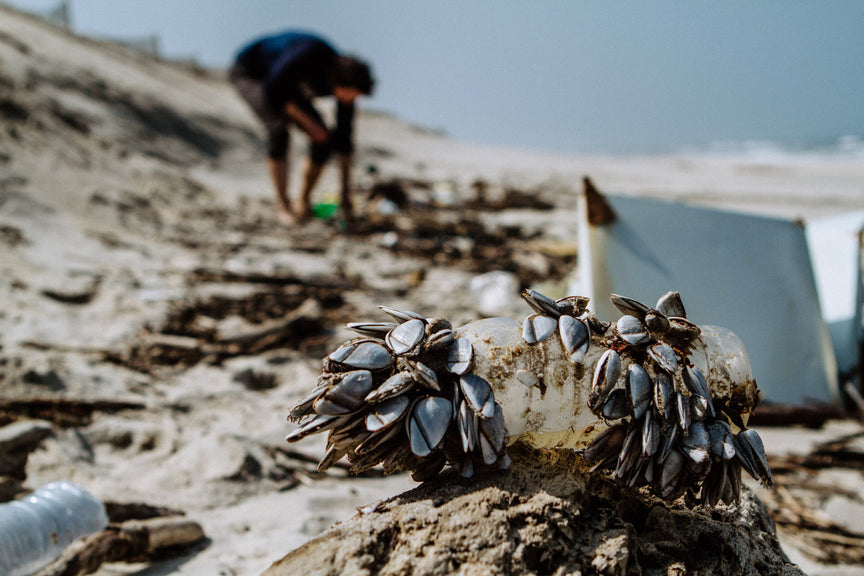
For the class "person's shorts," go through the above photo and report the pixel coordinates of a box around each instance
[230,64,330,162]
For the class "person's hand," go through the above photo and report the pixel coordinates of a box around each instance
[307,123,328,143]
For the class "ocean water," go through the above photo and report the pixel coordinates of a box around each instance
[676,134,864,163]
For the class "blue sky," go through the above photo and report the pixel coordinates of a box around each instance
[7,0,864,153]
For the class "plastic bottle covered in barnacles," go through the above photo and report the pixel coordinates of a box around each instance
[286,289,773,506]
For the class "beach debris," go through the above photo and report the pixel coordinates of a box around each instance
[583,176,616,225]
[0,420,53,496]
[513,288,772,505]
[39,274,102,305]
[576,182,839,406]
[806,210,864,386]
[368,179,410,210]
[102,501,186,523]
[348,184,575,287]
[0,476,203,575]
[749,402,845,428]
[469,270,522,317]
[0,398,145,429]
[0,481,108,576]
[33,516,206,576]
[286,289,772,506]
[124,291,334,372]
[586,292,773,506]
[232,367,279,391]
[759,428,864,565]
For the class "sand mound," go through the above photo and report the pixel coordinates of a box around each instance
[265,447,802,576]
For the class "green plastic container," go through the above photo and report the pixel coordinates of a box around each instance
[313,202,339,220]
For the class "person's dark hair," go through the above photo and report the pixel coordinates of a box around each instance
[333,55,374,95]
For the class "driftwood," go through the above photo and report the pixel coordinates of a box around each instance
[33,516,206,576]
[135,299,321,351]
[125,298,326,372]
[761,485,864,565]
[749,402,846,428]
[0,398,145,428]
[768,431,864,472]
[761,426,864,565]
[187,270,352,288]
[0,420,53,500]
[214,298,321,352]
[103,501,187,523]
[0,420,53,477]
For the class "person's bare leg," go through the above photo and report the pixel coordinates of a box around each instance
[297,159,324,221]
[267,157,295,224]
[337,153,354,224]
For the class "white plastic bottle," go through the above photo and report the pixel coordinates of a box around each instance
[0,481,108,576]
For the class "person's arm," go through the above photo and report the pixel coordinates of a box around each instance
[332,100,355,153]
[284,102,328,142]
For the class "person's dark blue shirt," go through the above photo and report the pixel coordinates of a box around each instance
[235,31,338,112]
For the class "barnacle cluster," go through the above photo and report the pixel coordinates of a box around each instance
[286,306,509,480]
[544,291,776,505]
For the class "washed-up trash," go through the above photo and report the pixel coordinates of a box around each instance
[312,200,339,219]
[286,288,771,504]
[375,198,399,215]
[369,180,409,209]
[469,270,521,317]
[431,181,458,207]
[759,428,864,565]
[0,481,108,576]
[806,211,864,382]
[0,420,53,482]
[379,230,399,248]
[574,181,839,406]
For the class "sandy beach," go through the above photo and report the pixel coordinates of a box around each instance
[2,5,864,575]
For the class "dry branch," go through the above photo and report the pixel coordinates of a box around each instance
[33,517,206,576]
[0,398,145,428]
[761,426,864,565]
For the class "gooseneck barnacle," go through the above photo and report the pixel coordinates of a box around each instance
[286,290,773,505]
[287,306,509,481]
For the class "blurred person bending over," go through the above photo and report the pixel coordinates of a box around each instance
[231,31,374,224]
